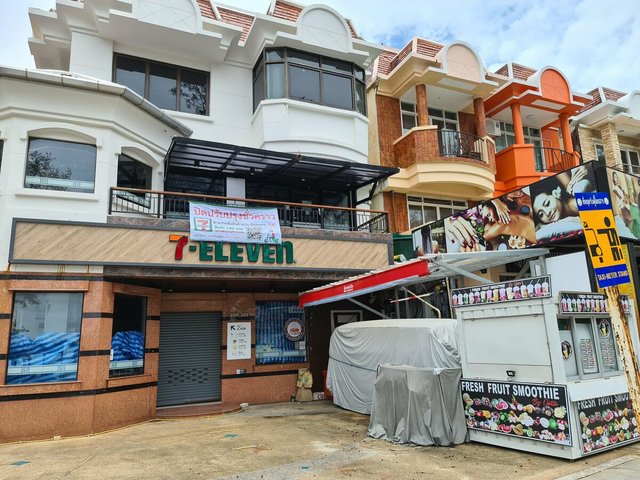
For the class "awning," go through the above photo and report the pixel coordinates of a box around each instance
[164,138,399,194]
[299,248,549,307]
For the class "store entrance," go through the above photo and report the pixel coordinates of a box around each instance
[157,312,222,407]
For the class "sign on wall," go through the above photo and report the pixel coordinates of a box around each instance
[227,322,251,360]
[190,202,282,244]
[461,379,571,446]
[575,192,630,288]
[452,276,551,307]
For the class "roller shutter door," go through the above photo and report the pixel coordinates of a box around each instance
[157,312,222,407]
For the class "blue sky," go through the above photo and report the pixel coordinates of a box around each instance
[3,0,639,94]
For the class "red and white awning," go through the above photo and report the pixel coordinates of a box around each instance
[299,249,549,308]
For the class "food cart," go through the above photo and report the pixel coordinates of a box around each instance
[454,272,640,459]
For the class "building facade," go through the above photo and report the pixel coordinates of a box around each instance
[0,0,397,442]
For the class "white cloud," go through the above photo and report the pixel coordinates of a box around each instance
[4,0,639,93]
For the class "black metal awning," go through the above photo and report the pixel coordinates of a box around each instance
[164,138,398,195]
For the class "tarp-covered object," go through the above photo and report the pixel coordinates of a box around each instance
[327,319,460,414]
[368,365,468,446]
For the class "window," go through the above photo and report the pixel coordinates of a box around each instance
[401,102,418,134]
[594,143,606,162]
[407,196,467,229]
[7,292,82,384]
[253,48,366,115]
[620,147,640,175]
[0,139,4,177]
[117,154,152,206]
[110,294,146,378]
[114,54,208,115]
[25,138,96,193]
[255,301,306,364]
[428,108,458,131]
[331,310,362,332]
[557,316,620,380]
[495,123,544,170]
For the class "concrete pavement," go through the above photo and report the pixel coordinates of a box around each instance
[1,400,639,480]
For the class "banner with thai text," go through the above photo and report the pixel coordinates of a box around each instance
[189,202,282,244]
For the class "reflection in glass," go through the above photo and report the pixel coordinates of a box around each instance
[289,66,320,103]
[115,56,146,97]
[179,69,208,115]
[149,63,177,110]
[322,73,352,109]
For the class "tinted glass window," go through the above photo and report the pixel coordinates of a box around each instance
[322,57,351,74]
[117,155,152,190]
[180,69,208,115]
[149,63,177,110]
[110,294,146,378]
[25,138,96,193]
[115,56,146,97]
[253,65,265,109]
[289,66,320,103]
[288,51,319,67]
[266,64,285,99]
[322,73,352,109]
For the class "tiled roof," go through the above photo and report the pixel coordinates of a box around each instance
[494,64,509,77]
[197,0,216,19]
[217,7,254,43]
[375,38,443,76]
[415,38,443,57]
[269,0,360,39]
[603,87,626,101]
[578,86,627,114]
[511,63,536,81]
[375,49,397,76]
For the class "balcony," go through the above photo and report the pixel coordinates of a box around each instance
[109,187,390,234]
[494,145,579,196]
[387,126,496,198]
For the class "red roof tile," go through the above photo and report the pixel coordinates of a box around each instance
[197,0,216,20]
[269,0,359,39]
[217,7,254,43]
[511,63,536,81]
[375,49,397,76]
[603,87,626,101]
[415,38,443,57]
[494,64,509,77]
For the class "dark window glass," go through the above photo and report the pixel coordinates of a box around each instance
[253,65,265,110]
[289,66,320,103]
[110,294,146,378]
[0,140,4,175]
[115,56,146,97]
[7,292,82,384]
[117,155,152,190]
[355,82,365,115]
[25,138,96,193]
[149,63,177,110]
[322,73,352,109]
[288,51,319,67]
[266,49,284,61]
[322,57,351,74]
[180,69,208,115]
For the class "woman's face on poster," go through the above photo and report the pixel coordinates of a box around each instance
[533,192,561,224]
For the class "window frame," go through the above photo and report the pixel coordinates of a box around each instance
[109,293,147,378]
[428,108,459,131]
[113,53,210,116]
[407,196,468,230]
[252,47,367,115]
[593,142,606,162]
[401,102,418,134]
[24,137,97,194]
[620,145,640,175]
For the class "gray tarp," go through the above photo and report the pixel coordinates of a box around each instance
[368,365,468,446]
[327,319,460,414]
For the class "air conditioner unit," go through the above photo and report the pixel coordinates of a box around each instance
[485,119,501,137]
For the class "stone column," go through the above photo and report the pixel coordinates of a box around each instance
[559,114,573,153]
[473,97,487,137]
[510,103,525,145]
[599,122,622,168]
[415,84,429,127]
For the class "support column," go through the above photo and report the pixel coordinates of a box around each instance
[473,97,487,137]
[510,103,525,145]
[415,84,429,127]
[559,113,573,153]
[600,122,623,168]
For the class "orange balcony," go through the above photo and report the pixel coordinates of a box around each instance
[387,126,496,199]
[494,145,579,196]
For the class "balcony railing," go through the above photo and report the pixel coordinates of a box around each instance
[109,187,390,233]
[533,147,575,173]
[438,130,484,161]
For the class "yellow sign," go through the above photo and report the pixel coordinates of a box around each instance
[575,192,629,288]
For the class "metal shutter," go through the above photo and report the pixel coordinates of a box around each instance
[157,312,222,407]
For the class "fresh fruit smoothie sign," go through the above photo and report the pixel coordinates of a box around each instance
[461,379,571,445]
[576,393,639,454]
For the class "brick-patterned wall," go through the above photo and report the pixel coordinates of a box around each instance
[459,111,476,135]
[383,191,409,233]
[577,127,601,162]
[600,122,622,167]
[376,95,401,167]
[393,128,440,168]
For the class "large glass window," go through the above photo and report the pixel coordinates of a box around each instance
[401,102,418,134]
[115,54,208,115]
[428,108,459,130]
[25,138,96,193]
[253,47,366,115]
[255,301,306,365]
[407,196,467,229]
[620,147,640,175]
[110,294,146,378]
[7,292,83,384]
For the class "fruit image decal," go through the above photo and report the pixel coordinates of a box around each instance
[460,380,571,446]
[576,393,640,454]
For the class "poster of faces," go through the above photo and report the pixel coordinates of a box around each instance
[413,163,597,255]
[606,168,640,241]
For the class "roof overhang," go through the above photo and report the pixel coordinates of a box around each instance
[299,248,549,307]
[163,138,399,194]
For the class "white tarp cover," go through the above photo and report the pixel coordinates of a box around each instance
[367,365,468,446]
[326,319,460,414]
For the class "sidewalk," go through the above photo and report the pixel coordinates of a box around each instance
[557,456,640,480]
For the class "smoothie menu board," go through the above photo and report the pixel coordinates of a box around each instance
[576,392,640,454]
[461,379,571,446]
[452,276,551,308]
[559,292,631,315]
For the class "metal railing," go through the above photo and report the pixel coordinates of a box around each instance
[109,187,390,233]
[534,147,575,173]
[438,130,484,161]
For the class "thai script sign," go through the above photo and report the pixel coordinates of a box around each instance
[190,202,282,244]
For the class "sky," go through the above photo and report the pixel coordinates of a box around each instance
[2,0,639,94]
